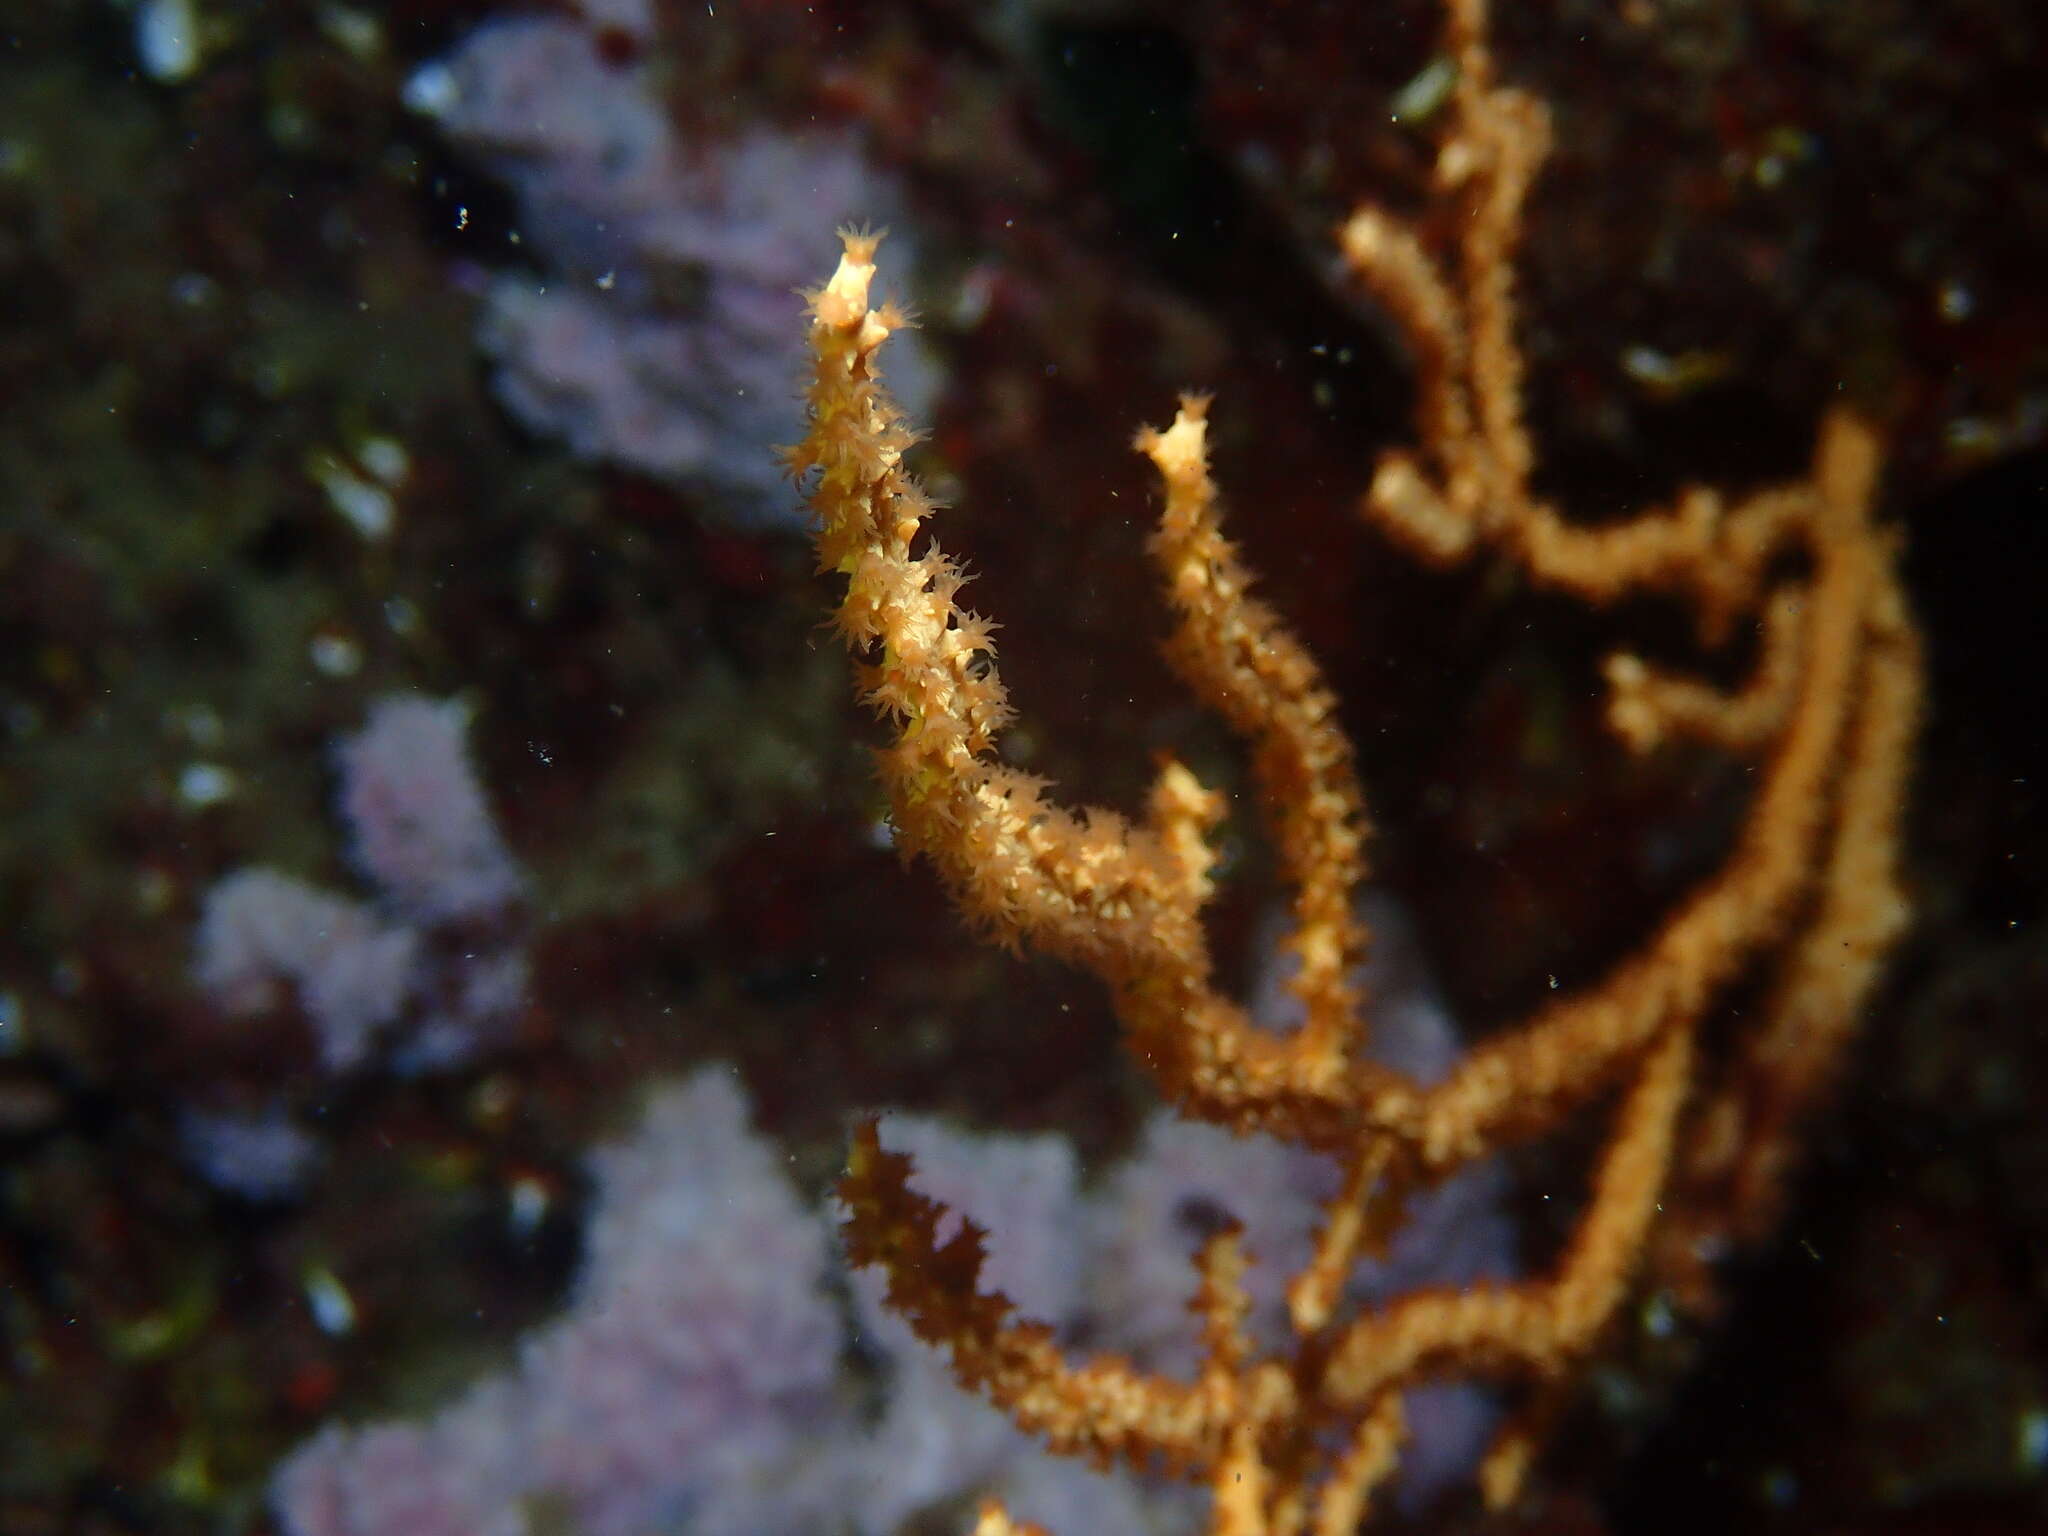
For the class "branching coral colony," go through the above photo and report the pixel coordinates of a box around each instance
[788,0,1922,1530]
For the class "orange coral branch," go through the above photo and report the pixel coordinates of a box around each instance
[799,0,1920,1526]
[841,1119,1259,1475]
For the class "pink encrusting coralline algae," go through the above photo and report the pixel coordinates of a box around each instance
[405,10,936,524]
[183,697,529,1198]
[192,695,527,1078]
[272,1069,845,1536]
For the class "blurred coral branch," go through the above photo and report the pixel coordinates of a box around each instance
[790,0,1921,1527]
